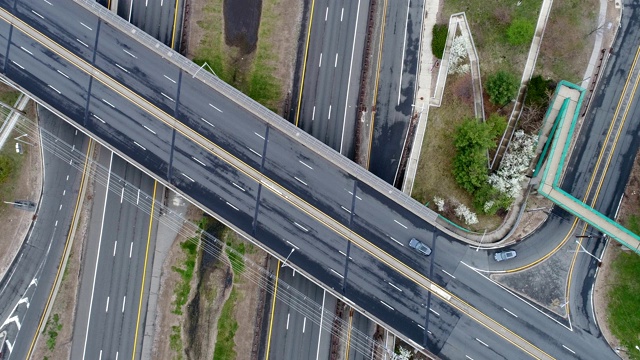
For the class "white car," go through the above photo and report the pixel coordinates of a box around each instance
[494,250,517,262]
[409,238,432,256]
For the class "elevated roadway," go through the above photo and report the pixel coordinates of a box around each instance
[0,0,627,358]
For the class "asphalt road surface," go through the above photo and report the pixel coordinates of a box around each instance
[294,0,368,158]
[266,264,328,360]
[368,0,423,184]
[0,107,88,359]
[70,150,158,360]
[123,0,182,50]
[0,0,634,358]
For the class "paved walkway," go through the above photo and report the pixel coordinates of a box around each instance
[537,82,640,254]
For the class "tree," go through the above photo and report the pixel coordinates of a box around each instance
[432,24,448,59]
[506,18,535,46]
[452,117,505,193]
[485,71,519,105]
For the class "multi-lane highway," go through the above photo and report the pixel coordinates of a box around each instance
[368,0,423,184]
[293,0,368,158]
[0,106,89,358]
[70,151,158,360]
[0,0,634,358]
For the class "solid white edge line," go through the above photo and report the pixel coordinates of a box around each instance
[460,261,573,331]
[562,345,575,354]
[315,290,326,360]
[82,152,113,359]
[397,0,410,106]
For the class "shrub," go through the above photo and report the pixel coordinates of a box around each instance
[525,75,552,106]
[506,18,535,46]
[432,24,448,59]
[485,71,519,105]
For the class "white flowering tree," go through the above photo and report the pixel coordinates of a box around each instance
[488,130,537,200]
[392,346,414,360]
[448,36,469,75]
[455,203,479,225]
[433,196,445,212]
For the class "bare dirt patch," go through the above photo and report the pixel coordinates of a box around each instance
[224,0,262,54]
[186,0,302,114]
[151,205,203,360]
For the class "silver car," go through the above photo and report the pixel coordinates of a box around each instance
[409,238,432,256]
[494,249,517,262]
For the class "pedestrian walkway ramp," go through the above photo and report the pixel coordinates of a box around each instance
[536,81,640,254]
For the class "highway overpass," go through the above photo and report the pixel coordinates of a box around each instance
[0,0,623,358]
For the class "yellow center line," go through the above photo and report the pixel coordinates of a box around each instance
[344,310,353,360]
[564,48,640,317]
[3,12,550,358]
[170,0,179,50]
[131,181,157,359]
[264,260,281,360]
[294,0,316,127]
[25,139,93,359]
[366,0,388,169]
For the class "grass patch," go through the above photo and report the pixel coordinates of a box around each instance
[171,236,200,315]
[442,0,543,75]
[0,90,20,108]
[169,325,184,359]
[605,214,640,358]
[607,251,640,357]
[0,129,26,213]
[536,0,598,83]
[44,313,62,351]
[191,0,283,112]
[212,288,239,360]
[412,79,502,230]
[222,229,247,275]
